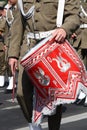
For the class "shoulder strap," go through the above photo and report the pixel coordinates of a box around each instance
[5,4,14,26]
[80,4,87,17]
[56,0,65,27]
[17,0,35,19]
[18,0,65,26]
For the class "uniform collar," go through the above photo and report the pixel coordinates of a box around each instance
[4,3,17,10]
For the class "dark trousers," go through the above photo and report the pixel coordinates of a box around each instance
[75,48,87,69]
[0,51,6,75]
[48,105,62,130]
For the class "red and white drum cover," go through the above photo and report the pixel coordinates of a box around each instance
[20,36,87,124]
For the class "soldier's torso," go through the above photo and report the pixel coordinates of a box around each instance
[0,17,6,50]
[19,0,80,57]
[0,17,6,32]
[73,0,87,48]
[23,0,58,32]
[0,17,6,74]
[22,0,80,32]
[4,4,21,47]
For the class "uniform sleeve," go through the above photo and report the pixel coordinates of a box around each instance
[8,6,23,59]
[0,18,6,32]
[61,0,80,37]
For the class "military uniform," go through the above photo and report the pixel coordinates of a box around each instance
[72,0,87,107]
[3,1,18,93]
[73,0,87,66]
[0,0,7,87]
[8,0,80,130]
[0,18,6,75]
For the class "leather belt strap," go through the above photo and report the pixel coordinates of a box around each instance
[80,24,87,28]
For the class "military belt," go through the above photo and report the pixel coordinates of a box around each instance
[27,30,54,40]
[80,24,87,28]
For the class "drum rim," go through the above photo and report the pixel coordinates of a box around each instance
[21,35,52,61]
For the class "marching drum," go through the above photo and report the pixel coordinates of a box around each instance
[20,36,87,124]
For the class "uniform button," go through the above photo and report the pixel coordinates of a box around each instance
[35,19,38,22]
[36,8,40,12]
[36,0,40,2]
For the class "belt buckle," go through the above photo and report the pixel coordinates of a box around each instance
[35,31,41,39]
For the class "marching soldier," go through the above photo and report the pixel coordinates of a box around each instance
[0,0,7,88]
[0,0,17,93]
[71,0,87,107]
[0,0,7,105]
[8,0,80,130]
[4,0,17,94]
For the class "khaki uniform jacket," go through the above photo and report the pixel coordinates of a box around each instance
[8,0,80,59]
[6,4,23,58]
[72,1,87,48]
[0,17,7,75]
[0,17,6,51]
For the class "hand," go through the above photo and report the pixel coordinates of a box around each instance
[51,28,66,43]
[3,45,7,51]
[71,33,77,39]
[9,58,18,76]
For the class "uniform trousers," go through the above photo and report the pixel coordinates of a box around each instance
[75,48,87,69]
[0,51,6,75]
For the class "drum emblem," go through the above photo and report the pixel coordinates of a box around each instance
[33,67,50,86]
[49,53,71,72]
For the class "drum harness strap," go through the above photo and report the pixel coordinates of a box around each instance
[80,1,87,28]
[18,0,65,43]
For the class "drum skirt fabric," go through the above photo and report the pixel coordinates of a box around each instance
[21,36,87,124]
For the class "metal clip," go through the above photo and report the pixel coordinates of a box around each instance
[27,34,30,46]
[34,31,41,39]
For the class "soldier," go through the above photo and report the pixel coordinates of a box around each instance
[0,0,7,88]
[8,0,80,130]
[4,0,17,94]
[0,0,7,105]
[0,0,17,93]
[71,0,87,107]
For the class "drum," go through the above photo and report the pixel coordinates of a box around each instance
[20,36,87,124]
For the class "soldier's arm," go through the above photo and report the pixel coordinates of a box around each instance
[7,6,23,75]
[51,0,80,43]
[61,0,80,37]
[8,6,23,59]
